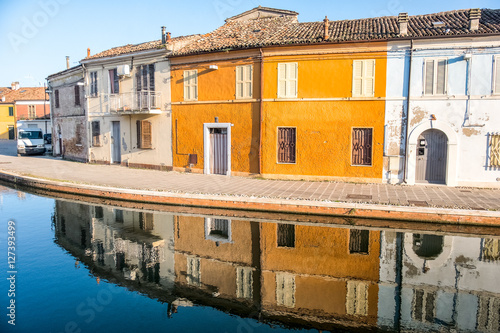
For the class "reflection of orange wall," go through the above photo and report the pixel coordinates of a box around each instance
[260,223,380,281]
[174,216,254,265]
[261,271,379,326]
[170,52,260,174]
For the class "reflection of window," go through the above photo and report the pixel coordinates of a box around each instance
[477,296,500,331]
[481,238,500,262]
[80,227,87,248]
[412,289,436,323]
[116,252,126,270]
[236,267,253,299]
[277,223,295,248]
[349,229,369,254]
[139,212,154,231]
[205,218,231,243]
[60,217,66,236]
[413,234,443,259]
[276,273,295,308]
[115,209,124,223]
[346,281,368,316]
[96,241,105,265]
[94,206,103,219]
[187,256,201,287]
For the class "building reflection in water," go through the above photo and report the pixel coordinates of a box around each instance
[53,199,500,332]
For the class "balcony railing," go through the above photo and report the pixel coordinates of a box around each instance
[109,91,162,113]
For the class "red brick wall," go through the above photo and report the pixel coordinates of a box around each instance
[16,103,50,120]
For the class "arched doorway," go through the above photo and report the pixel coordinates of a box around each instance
[415,129,448,184]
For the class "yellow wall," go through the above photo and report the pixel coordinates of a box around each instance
[171,42,387,180]
[262,46,387,180]
[0,104,16,139]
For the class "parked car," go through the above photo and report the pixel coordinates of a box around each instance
[17,128,45,155]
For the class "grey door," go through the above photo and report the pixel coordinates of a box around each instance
[415,129,447,184]
[209,128,227,175]
[111,121,121,164]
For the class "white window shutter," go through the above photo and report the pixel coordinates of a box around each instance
[436,59,446,95]
[364,60,375,96]
[424,60,434,95]
[353,60,363,96]
[494,57,500,94]
[235,66,243,98]
[246,65,252,97]
[183,71,190,100]
[287,63,298,98]
[278,63,287,98]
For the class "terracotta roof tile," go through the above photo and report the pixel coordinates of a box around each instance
[174,8,500,56]
[0,87,48,103]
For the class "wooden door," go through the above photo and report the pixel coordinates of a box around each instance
[415,129,447,184]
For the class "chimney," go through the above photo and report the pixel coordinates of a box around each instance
[469,8,481,31]
[87,48,90,58]
[11,82,19,90]
[66,56,70,69]
[161,26,166,44]
[166,32,171,43]
[323,16,330,41]
[398,12,409,36]
[1,96,5,102]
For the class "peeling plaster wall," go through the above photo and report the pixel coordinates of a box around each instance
[385,38,500,186]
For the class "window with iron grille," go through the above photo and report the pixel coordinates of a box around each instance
[236,65,252,99]
[183,70,198,101]
[137,120,152,149]
[277,127,296,163]
[74,85,80,106]
[55,89,60,108]
[89,72,98,97]
[91,121,101,147]
[349,229,369,254]
[109,68,119,94]
[352,128,372,166]
[352,59,375,97]
[423,59,447,95]
[277,223,295,248]
[489,133,500,167]
[28,105,36,119]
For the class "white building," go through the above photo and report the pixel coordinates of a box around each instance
[384,9,500,187]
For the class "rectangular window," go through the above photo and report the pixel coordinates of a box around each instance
[90,71,98,97]
[490,134,500,167]
[136,64,155,109]
[412,289,436,323]
[493,56,500,95]
[55,89,60,108]
[276,273,295,308]
[424,59,447,95]
[139,212,154,231]
[277,127,296,163]
[236,65,252,99]
[349,229,370,254]
[28,105,36,119]
[277,223,295,248]
[74,85,80,106]
[277,63,298,98]
[109,68,119,94]
[346,281,368,316]
[352,59,375,97]
[8,107,13,117]
[76,123,82,145]
[183,70,198,101]
[137,120,152,149]
[352,128,373,166]
[91,121,101,147]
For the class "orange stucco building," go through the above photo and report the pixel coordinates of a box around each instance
[170,7,387,182]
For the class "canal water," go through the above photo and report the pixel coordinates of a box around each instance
[1,185,500,333]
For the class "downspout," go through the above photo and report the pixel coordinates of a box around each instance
[403,40,413,183]
[82,63,91,162]
[258,48,264,175]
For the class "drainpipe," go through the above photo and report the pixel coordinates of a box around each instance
[81,63,91,162]
[259,48,264,175]
[403,40,413,183]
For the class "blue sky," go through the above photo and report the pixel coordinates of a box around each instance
[0,0,498,87]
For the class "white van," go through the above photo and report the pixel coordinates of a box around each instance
[17,128,46,155]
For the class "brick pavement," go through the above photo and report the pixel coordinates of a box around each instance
[0,140,499,212]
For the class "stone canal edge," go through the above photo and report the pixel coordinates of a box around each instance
[0,170,499,226]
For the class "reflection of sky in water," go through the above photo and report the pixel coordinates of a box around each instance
[1,185,499,333]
